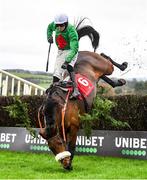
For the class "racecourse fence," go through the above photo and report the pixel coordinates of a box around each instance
[0,69,46,96]
[0,95,147,129]
[0,127,147,160]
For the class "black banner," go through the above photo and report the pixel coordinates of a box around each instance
[0,127,147,160]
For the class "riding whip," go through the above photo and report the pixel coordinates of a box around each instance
[46,43,51,72]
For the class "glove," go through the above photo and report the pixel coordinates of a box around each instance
[48,36,53,44]
[61,62,68,69]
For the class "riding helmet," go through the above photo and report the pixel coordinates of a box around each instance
[54,14,68,24]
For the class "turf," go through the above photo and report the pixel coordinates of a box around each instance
[0,151,147,179]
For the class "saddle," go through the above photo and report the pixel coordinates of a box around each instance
[46,74,94,112]
[47,74,94,98]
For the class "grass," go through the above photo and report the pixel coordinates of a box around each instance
[38,83,50,89]
[11,72,52,88]
[11,72,50,80]
[0,151,147,179]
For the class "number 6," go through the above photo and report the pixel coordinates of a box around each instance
[78,77,89,86]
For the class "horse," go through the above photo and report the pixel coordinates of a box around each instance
[38,18,128,170]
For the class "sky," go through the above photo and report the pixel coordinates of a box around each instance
[0,0,147,79]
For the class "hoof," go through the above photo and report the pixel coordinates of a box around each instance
[120,62,128,71]
[112,79,126,88]
[118,79,126,86]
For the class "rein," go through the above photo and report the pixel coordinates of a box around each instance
[38,105,45,131]
[61,88,72,142]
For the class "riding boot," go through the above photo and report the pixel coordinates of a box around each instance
[69,71,80,98]
[66,65,80,98]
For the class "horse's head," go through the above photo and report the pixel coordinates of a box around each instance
[42,84,72,170]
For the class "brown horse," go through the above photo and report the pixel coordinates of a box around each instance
[39,19,127,170]
[39,50,122,170]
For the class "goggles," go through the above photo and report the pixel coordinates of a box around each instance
[56,23,65,27]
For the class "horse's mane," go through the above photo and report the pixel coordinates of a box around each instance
[74,17,100,52]
[44,85,64,117]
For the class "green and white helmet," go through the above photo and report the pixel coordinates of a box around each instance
[54,14,68,24]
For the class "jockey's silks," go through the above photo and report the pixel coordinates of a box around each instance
[56,34,67,49]
[47,22,79,63]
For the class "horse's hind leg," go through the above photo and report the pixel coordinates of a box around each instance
[101,75,126,88]
[100,53,128,71]
[99,53,127,88]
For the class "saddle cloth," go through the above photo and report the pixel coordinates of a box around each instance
[58,73,94,98]
[75,73,94,98]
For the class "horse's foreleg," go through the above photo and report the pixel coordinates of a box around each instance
[67,126,79,161]
[100,53,128,71]
[67,139,76,161]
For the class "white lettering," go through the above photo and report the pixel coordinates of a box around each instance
[76,136,104,147]
[40,136,46,144]
[122,138,129,148]
[92,136,97,146]
[129,138,133,148]
[115,137,147,149]
[11,134,16,143]
[85,137,91,146]
[76,136,82,146]
[115,137,121,147]
[98,137,104,147]
[25,134,30,143]
[140,139,146,149]
[133,138,140,148]
[25,134,46,144]
[0,133,17,143]
[6,133,11,143]
[0,133,5,142]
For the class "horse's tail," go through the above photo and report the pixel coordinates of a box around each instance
[74,17,100,52]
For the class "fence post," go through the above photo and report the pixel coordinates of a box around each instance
[0,73,2,95]
[0,69,46,96]
[11,78,15,96]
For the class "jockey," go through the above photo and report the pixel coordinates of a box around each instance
[47,13,80,98]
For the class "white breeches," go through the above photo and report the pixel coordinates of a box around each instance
[53,50,78,80]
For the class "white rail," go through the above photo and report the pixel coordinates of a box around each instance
[0,69,46,96]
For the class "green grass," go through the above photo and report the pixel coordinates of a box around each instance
[11,72,50,80]
[0,151,147,179]
[38,83,50,89]
[11,72,52,88]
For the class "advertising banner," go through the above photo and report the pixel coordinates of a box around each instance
[0,127,147,160]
